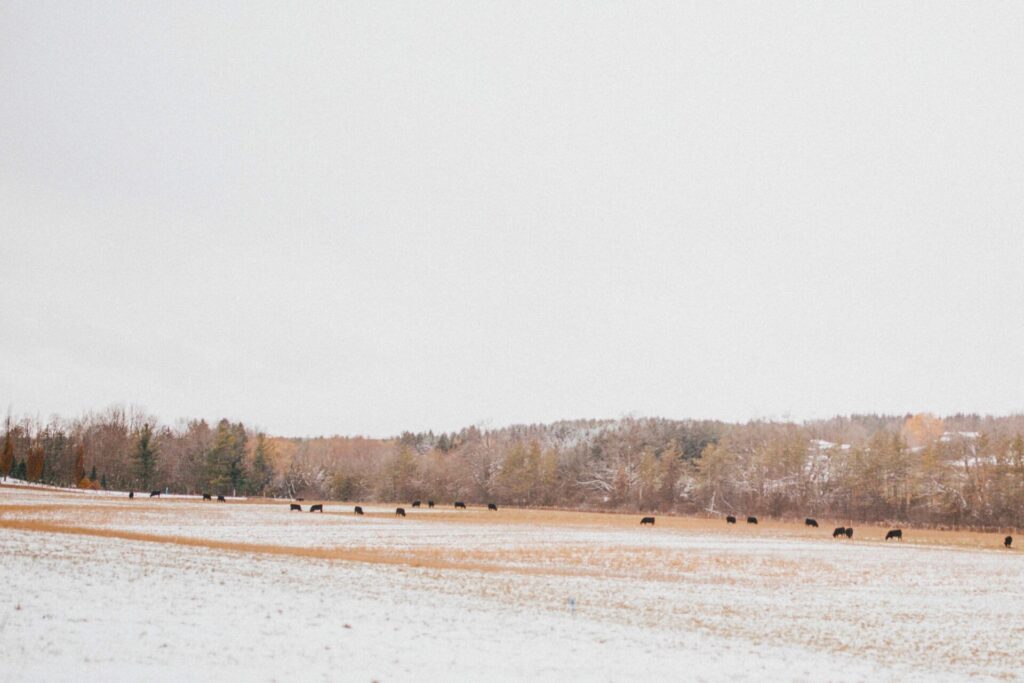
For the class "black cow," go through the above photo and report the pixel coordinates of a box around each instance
[427,500,435,508]
[726,515,736,524]
[202,493,212,501]
[354,506,364,515]
[150,490,161,498]
[454,501,467,509]
[488,503,498,511]
[310,504,323,513]
[833,527,846,539]
[885,529,902,541]
[747,516,758,524]
[1005,535,1013,549]
[805,518,818,527]
[845,527,854,539]
[412,500,421,508]
[217,495,226,502]
[640,516,655,526]
[396,507,406,517]
[129,491,134,499]
[290,503,302,512]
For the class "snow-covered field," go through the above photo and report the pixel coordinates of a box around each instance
[2,485,1022,681]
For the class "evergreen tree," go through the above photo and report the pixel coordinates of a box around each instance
[437,433,451,452]
[100,473,108,489]
[206,420,247,496]
[134,423,158,490]
[90,464,98,482]
[248,434,274,496]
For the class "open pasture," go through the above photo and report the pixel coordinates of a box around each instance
[2,485,1022,681]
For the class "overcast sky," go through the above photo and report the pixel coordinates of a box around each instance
[2,2,1023,437]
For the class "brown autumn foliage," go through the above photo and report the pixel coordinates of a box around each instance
[1,433,13,477]
[901,413,946,449]
[26,444,45,482]
[74,443,86,482]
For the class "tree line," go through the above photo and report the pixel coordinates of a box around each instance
[3,408,1024,529]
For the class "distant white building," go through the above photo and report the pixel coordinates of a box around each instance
[939,431,980,443]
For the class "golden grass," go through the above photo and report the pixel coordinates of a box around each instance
[0,516,648,579]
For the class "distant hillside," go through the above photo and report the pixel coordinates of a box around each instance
[4,410,1024,528]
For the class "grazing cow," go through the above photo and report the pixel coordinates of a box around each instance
[640,516,655,526]
[845,527,853,539]
[726,515,736,524]
[129,491,134,499]
[395,507,406,517]
[1005,535,1013,549]
[747,516,758,525]
[427,500,435,508]
[202,493,212,501]
[454,501,467,509]
[833,527,846,539]
[412,500,421,508]
[150,491,161,498]
[885,529,902,541]
[310,504,323,513]
[354,506,364,515]
[217,495,226,502]
[290,503,302,512]
[805,518,819,527]
[488,503,498,511]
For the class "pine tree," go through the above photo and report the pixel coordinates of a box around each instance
[90,464,97,482]
[206,420,247,496]
[134,423,158,490]
[248,434,274,496]
[100,473,108,489]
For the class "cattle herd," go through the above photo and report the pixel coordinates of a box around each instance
[280,500,500,516]
[636,514,1015,548]
[125,495,501,516]
[121,491,1015,547]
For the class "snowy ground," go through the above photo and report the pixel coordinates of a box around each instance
[1,486,1022,681]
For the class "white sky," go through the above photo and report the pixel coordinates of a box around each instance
[2,2,1023,437]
